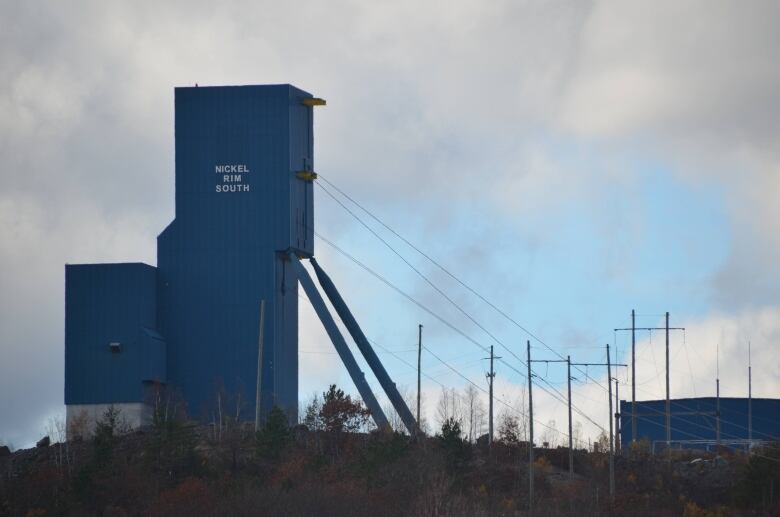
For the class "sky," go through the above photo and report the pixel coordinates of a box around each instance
[1,0,779,449]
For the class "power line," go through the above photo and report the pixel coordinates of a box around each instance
[316,176,608,392]
[682,341,697,397]
[316,181,612,433]
[423,345,569,439]
[314,232,492,355]
[316,177,763,447]
[313,232,605,434]
[372,331,570,439]
[318,183,525,365]
[299,281,578,438]
[371,339,447,390]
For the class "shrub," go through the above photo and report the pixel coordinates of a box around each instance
[146,392,198,477]
[438,417,469,470]
[256,406,291,458]
[355,431,409,486]
[93,406,121,466]
[734,442,780,508]
[497,412,520,446]
[319,385,371,433]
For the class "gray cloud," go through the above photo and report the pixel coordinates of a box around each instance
[556,0,780,310]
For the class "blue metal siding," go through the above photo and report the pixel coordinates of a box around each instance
[158,84,313,420]
[288,85,315,255]
[141,328,167,382]
[272,253,298,418]
[619,397,780,448]
[65,263,163,404]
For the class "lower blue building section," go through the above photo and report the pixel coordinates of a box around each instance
[619,397,780,452]
[65,263,165,405]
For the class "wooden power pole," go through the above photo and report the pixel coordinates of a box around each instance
[570,352,627,502]
[607,344,615,501]
[615,377,621,455]
[568,356,573,479]
[417,324,423,433]
[527,340,534,516]
[748,341,752,447]
[614,311,684,454]
[528,347,568,500]
[716,343,721,453]
[631,309,636,445]
[485,345,500,447]
[665,311,671,455]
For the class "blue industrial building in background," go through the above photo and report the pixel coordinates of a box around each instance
[619,397,780,452]
[65,84,417,435]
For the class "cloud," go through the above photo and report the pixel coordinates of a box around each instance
[558,1,780,144]
[556,1,780,310]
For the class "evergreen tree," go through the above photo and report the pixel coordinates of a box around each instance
[256,406,291,458]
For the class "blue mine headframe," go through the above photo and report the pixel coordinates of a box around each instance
[64,84,417,435]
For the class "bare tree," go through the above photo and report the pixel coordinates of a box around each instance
[540,419,558,448]
[594,430,609,453]
[572,421,584,449]
[380,385,431,435]
[302,392,323,431]
[384,385,409,433]
[409,389,431,435]
[69,409,91,441]
[45,415,71,471]
[436,387,462,429]
[461,385,487,442]
[476,401,487,440]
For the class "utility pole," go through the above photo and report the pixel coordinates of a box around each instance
[485,345,501,448]
[528,352,568,484]
[614,311,684,452]
[631,309,636,445]
[716,343,721,454]
[569,355,627,502]
[254,299,266,432]
[488,346,494,447]
[665,311,671,456]
[608,344,615,502]
[527,340,534,516]
[748,341,752,448]
[615,377,620,455]
[417,324,423,433]
[568,356,573,479]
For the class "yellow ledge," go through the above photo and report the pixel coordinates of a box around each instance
[302,98,326,107]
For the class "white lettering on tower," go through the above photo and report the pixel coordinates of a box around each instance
[215,164,251,193]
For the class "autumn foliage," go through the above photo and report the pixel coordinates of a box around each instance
[1,393,775,516]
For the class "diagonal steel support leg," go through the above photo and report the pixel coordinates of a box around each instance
[287,252,390,431]
[311,257,418,436]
